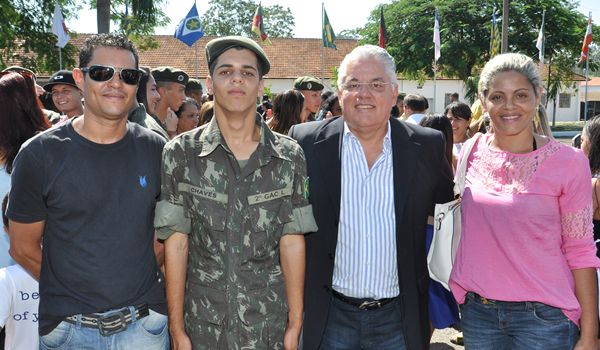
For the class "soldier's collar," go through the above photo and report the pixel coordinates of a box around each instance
[199,116,226,157]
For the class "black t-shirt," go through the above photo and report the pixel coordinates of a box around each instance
[7,120,167,335]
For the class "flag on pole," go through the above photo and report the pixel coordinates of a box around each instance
[379,7,387,48]
[174,3,204,47]
[536,10,545,64]
[322,5,336,49]
[490,11,501,57]
[252,3,271,44]
[579,13,593,64]
[433,9,441,62]
[52,5,70,48]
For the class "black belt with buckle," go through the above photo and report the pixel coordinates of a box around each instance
[65,304,149,336]
[332,290,396,310]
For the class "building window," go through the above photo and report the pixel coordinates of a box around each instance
[444,93,452,107]
[559,93,571,108]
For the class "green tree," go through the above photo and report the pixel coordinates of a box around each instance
[201,0,294,38]
[0,0,80,72]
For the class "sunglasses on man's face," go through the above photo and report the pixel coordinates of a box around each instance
[80,65,143,85]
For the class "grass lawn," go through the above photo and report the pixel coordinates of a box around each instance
[550,121,585,132]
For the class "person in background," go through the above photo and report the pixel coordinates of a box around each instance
[404,94,428,124]
[449,92,459,103]
[198,100,214,126]
[580,115,600,340]
[0,71,51,269]
[174,97,199,135]
[449,52,599,350]
[294,76,324,122]
[320,93,342,119]
[391,92,406,119]
[43,70,84,123]
[152,66,189,138]
[0,193,40,350]
[444,101,472,169]
[419,115,460,337]
[137,66,161,117]
[130,66,169,140]
[2,66,61,123]
[268,89,305,134]
[185,78,203,107]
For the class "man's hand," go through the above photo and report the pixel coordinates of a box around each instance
[170,328,192,350]
[283,324,301,350]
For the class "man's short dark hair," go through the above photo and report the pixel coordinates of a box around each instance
[450,92,459,100]
[2,193,8,229]
[79,34,139,69]
[403,94,427,112]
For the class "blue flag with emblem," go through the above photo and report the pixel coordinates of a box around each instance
[174,3,204,47]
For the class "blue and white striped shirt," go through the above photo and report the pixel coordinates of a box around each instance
[332,121,399,299]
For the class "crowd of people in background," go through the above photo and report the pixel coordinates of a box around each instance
[1,32,599,350]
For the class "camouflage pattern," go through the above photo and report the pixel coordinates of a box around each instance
[154,114,317,349]
[128,103,170,141]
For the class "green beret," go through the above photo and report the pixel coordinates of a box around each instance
[151,66,189,85]
[186,78,203,91]
[294,76,324,91]
[205,36,270,75]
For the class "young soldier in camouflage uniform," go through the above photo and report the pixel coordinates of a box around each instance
[154,36,317,350]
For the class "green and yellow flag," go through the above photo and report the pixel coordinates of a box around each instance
[322,4,336,49]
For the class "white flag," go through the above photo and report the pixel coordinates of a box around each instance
[535,10,545,64]
[433,9,441,62]
[52,5,70,48]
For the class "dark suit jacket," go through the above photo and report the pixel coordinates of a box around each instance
[289,117,454,350]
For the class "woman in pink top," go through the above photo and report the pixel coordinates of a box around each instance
[449,53,599,350]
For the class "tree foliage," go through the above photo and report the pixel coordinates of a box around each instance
[201,0,294,38]
[0,0,169,73]
[358,0,596,85]
[0,0,80,72]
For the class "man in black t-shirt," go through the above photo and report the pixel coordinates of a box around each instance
[7,34,168,350]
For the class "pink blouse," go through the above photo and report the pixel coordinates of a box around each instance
[449,134,600,326]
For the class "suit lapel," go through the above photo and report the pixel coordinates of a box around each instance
[314,117,344,221]
[390,119,420,227]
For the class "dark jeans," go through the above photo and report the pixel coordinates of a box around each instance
[461,292,578,350]
[319,294,407,350]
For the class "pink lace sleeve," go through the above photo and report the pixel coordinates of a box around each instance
[561,204,593,239]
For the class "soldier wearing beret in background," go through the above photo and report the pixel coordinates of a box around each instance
[293,76,324,123]
[155,35,317,349]
[43,70,84,123]
[185,78,204,108]
[152,66,189,138]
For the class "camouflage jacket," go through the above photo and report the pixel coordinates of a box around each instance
[129,103,170,141]
[155,114,317,349]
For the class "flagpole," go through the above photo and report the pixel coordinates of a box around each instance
[433,62,437,113]
[584,52,589,121]
[59,48,62,70]
[321,2,325,84]
[584,11,591,121]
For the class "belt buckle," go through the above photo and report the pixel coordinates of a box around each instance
[98,311,127,336]
[358,300,381,310]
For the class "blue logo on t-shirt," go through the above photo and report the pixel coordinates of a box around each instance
[139,176,148,188]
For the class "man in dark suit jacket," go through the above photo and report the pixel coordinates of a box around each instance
[289,45,454,350]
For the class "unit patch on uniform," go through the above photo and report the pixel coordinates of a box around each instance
[248,187,293,205]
